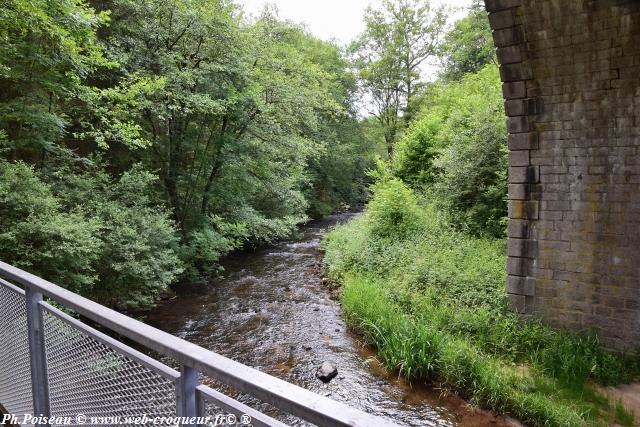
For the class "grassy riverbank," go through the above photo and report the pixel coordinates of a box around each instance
[322,178,639,426]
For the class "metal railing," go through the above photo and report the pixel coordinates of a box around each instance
[0,261,399,427]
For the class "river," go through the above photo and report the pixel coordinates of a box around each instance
[145,214,515,427]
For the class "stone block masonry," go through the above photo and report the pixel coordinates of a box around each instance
[485,0,640,350]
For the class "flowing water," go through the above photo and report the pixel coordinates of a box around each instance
[145,214,512,427]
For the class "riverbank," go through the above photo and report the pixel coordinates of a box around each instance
[321,179,639,427]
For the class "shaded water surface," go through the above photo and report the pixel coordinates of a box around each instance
[145,214,511,427]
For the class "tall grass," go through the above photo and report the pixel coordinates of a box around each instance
[322,179,639,426]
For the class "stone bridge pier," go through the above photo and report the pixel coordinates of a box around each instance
[485,0,640,350]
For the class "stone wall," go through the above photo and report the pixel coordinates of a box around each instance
[485,0,640,350]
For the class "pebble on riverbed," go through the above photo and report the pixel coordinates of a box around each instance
[316,361,338,383]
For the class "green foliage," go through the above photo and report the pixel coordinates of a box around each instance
[0,0,109,157]
[89,0,370,243]
[323,181,639,426]
[50,166,184,309]
[350,0,448,153]
[394,65,507,237]
[439,1,496,81]
[183,215,246,277]
[0,0,377,308]
[0,161,101,293]
[306,117,376,217]
[0,160,183,308]
[431,103,508,236]
[324,184,506,309]
[366,178,421,239]
[95,200,183,309]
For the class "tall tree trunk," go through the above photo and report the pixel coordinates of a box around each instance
[200,150,223,216]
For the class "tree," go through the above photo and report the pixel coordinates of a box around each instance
[88,0,249,231]
[0,0,109,162]
[90,1,371,244]
[351,0,447,155]
[439,0,496,82]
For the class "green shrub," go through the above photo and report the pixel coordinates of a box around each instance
[0,161,102,292]
[0,161,184,309]
[182,215,247,277]
[57,166,184,309]
[325,179,507,309]
[431,104,507,237]
[93,196,183,309]
[393,65,507,237]
[366,178,421,239]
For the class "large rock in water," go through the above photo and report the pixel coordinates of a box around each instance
[316,361,338,383]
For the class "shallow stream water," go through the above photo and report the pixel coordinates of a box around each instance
[145,214,512,427]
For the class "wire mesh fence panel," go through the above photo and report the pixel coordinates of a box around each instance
[0,261,399,427]
[201,398,228,425]
[197,385,291,427]
[0,281,34,415]
[41,304,177,424]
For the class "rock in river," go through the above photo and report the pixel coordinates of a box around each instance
[316,361,338,383]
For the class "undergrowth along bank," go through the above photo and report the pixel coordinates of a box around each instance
[322,178,639,427]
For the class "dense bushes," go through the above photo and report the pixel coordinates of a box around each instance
[325,178,506,309]
[0,161,102,294]
[51,165,185,308]
[366,178,422,239]
[182,216,246,278]
[0,161,184,308]
[394,65,507,237]
[323,180,639,426]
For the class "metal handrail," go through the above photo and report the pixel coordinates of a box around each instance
[0,261,399,427]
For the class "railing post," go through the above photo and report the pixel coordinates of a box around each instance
[25,287,50,417]
[177,365,198,426]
